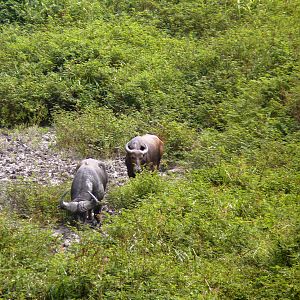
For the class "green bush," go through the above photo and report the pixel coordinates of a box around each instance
[105,0,264,38]
[106,171,168,209]
[0,213,60,298]
[54,106,199,162]
[155,118,198,163]
[3,180,69,225]
[0,19,195,126]
[0,0,300,299]
[53,106,140,158]
[98,169,299,299]
[0,163,299,299]
[0,0,106,25]
[1,0,299,129]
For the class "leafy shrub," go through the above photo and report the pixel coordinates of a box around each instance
[1,0,299,130]
[0,162,299,299]
[3,180,69,225]
[0,19,195,126]
[99,169,299,299]
[154,118,198,163]
[106,171,167,209]
[0,1,299,299]
[54,106,198,163]
[188,125,257,170]
[105,0,264,38]
[0,213,61,299]
[53,106,141,158]
[0,0,106,25]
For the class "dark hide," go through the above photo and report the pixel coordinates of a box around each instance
[59,158,108,223]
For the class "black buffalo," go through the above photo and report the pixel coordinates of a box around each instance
[59,158,108,223]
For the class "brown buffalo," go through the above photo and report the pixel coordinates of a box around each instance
[125,134,164,177]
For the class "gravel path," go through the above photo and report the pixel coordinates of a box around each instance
[0,127,128,186]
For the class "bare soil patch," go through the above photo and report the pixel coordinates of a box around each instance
[0,127,128,186]
[0,126,128,248]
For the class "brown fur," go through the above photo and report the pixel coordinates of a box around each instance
[125,134,164,177]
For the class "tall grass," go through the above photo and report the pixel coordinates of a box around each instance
[0,0,299,298]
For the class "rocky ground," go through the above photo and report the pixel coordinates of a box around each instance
[0,127,128,186]
[0,126,128,248]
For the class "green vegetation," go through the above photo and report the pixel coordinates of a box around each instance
[0,0,299,299]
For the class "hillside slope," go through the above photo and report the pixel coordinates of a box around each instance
[0,1,299,299]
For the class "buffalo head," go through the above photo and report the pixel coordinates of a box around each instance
[125,134,163,178]
[125,140,149,174]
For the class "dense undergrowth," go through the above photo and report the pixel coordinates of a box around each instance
[0,0,300,299]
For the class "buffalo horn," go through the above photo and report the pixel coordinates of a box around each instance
[60,201,79,213]
[125,142,149,154]
[61,198,99,213]
[59,190,69,209]
[77,199,98,213]
[125,142,134,154]
[88,191,100,204]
